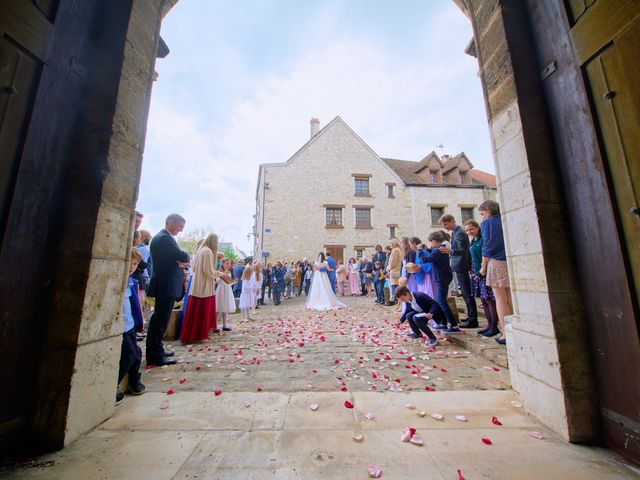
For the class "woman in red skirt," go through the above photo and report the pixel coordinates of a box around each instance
[180,233,219,343]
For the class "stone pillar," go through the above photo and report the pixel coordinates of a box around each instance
[462,0,598,442]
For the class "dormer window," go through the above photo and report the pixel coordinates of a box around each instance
[430,171,438,184]
[460,171,467,184]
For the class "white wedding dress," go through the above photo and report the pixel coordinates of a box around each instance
[306,260,347,311]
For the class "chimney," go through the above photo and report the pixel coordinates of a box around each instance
[310,117,320,138]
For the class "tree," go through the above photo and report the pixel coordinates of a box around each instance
[220,245,240,262]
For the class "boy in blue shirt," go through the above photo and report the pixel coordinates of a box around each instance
[116,248,146,405]
[417,231,460,333]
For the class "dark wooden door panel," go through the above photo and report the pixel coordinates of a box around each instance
[571,0,640,464]
[0,35,42,243]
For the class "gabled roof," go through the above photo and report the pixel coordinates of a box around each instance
[258,116,404,183]
[414,151,443,173]
[382,156,496,188]
[442,152,474,173]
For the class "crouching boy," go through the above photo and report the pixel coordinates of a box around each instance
[395,286,442,346]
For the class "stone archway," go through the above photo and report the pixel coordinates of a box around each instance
[1,0,638,465]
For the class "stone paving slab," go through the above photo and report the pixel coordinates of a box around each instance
[3,297,638,479]
[3,391,638,480]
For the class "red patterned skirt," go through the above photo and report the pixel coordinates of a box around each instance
[180,295,216,343]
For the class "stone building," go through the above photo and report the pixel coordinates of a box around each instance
[1,0,638,467]
[253,117,497,263]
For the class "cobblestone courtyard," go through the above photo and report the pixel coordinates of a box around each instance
[3,297,637,479]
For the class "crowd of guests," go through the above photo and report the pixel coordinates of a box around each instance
[116,200,513,404]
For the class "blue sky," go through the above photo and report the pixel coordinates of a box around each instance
[137,0,493,252]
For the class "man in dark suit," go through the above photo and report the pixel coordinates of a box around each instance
[271,262,285,305]
[440,214,478,328]
[395,286,441,346]
[146,214,189,366]
[232,260,245,298]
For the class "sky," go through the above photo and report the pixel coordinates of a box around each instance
[136,0,493,253]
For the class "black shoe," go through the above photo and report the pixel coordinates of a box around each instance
[482,329,500,337]
[406,333,422,338]
[148,357,176,366]
[459,320,479,328]
[129,383,146,396]
[115,391,125,406]
[496,338,506,345]
[162,351,175,357]
[212,328,220,333]
[384,301,397,306]
[222,326,232,331]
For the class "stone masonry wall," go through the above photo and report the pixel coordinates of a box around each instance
[466,0,598,441]
[63,0,165,445]
[256,118,491,262]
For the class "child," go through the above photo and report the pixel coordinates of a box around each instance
[396,276,408,313]
[304,265,313,296]
[395,285,439,346]
[215,258,236,331]
[373,261,386,304]
[239,265,256,321]
[116,248,146,405]
[417,231,460,333]
[252,264,262,311]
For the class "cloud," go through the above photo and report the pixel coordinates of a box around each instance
[137,2,492,253]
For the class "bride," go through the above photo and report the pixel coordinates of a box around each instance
[306,252,347,311]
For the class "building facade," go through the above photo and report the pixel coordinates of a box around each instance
[253,117,497,263]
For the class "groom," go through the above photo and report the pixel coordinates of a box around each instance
[325,250,337,293]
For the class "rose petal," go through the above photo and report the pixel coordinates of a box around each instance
[353,432,365,442]
[344,400,354,409]
[455,415,467,422]
[368,465,383,478]
[417,410,427,417]
[405,403,416,410]
[309,403,319,411]
[491,416,502,425]
[365,412,376,420]
[481,437,493,445]
[527,431,544,440]
[214,390,222,396]
[457,468,466,480]
[166,389,175,395]
[409,433,424,446]
[431,413,444,421]
[511,401,523,408]
[159,400,170,409]
[400,427,412,442]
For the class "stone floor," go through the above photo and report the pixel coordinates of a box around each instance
[2,296,638,479]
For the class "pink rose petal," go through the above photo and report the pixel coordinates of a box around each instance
[368,465,383,478]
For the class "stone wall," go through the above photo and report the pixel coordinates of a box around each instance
[255,118,491,262]
[62,0,165,446]
[465,0,598,441]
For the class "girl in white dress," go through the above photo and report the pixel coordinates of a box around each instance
[239,266,256,321]
[306,252,347,311]
[215,258,236,331]
[252,264,262,312]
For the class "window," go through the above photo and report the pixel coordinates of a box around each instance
[430,206,444,226]
[461,207,474,223]
[430,171,438,184]
[387,184,394,197]
[355,207,371,228]
[354,177,370,195]
[355,249,364,259]
[389,226,396,238]
[326,207,342,227]
[460,171,467,184]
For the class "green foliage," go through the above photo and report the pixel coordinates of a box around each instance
[220,246,240,262]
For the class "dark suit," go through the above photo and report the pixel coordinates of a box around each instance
[146,229,189,363]
[417,248,457,327]
[399,292,442,340]
[272,267,285,305]
[449,225,477,323]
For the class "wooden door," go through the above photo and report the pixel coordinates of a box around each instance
[0,0,55,242]
[0,0,56,450]
[569,0,640,463]
[325,245,344,265]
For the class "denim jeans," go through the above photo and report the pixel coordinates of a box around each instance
[436,281,457,327]
[374,281,385,302]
